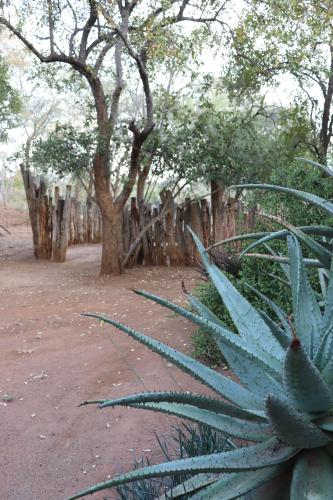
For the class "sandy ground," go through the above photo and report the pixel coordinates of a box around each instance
[0,207,207,500]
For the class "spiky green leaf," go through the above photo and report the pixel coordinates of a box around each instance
[134,289,283,384]
[266,395,331,448]
[130,402,272,441]
[258,310,290,350]
[283,341,333,413]
[316,416,333,432]
[188,228,284,361]
[84,313,265,411]
[186,292,283,398]
[295,157,333,178]
[290,449,333,499]
[158,474,216,499]
[190,465,285,500]
[97,391,266,422]
[241,226,333,262]
[243,225,332,271]
[244,283,291,345]
[231,183,333,216]
[67,437,297,499]
[287,236,322,356]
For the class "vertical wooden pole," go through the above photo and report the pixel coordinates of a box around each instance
[20,165,52,259]
[53,185,72,262]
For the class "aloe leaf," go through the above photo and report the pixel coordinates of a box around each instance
[322,259,333,332]
[97,391,266,422]
[315,260,333,369]
[258,310,290,350]
[134,289,283,383]
[83,313,265,411]
[265,272,291,288]
[295,157,333,177]
[314,322,333,373]
[244,253,322,268]
[242,468,292,499]
[190,465,285,500]
[158,474,216,499]
[318,268,328,298]
[283,340,333,413]
[206,231,271,252]
[241,226,333,261]
[287,236,323,356]
[67,437,297,499]
[266,395,332,448]
[130,402,272,442]
[262,243,291,282]
[321,349,333,387]
[290,449,333,499]
[316,416,333,432]
[185,291,226,329]
[270,219,331,270]
[206,226,333,254]
[186,292,283,398]
[244,283,291,344]
[188,228,284,361]
[230,183,333,216]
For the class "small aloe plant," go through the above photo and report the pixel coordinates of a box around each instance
[69,231,333,499]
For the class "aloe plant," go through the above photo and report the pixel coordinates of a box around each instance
[69,231,333,499]
[216,158,333,275]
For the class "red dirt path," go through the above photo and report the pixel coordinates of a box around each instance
[0,208,206,500]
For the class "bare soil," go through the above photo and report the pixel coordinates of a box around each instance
[0,207,209,500]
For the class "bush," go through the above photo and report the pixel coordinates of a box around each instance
[192,254,293,364]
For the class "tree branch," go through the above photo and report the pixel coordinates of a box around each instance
[79,0,98,62]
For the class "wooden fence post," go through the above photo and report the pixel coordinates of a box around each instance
[52,185,72,262]
[20,165,53,259]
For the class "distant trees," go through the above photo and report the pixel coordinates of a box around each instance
[0,0,228,275]
[0,56,21,142]
[227,0,333,163]
[0,56,21,205]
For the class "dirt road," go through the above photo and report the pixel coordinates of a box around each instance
[0,208,203,500]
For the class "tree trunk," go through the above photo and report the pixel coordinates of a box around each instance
[211,179,224,243]
[100,207,123,276]
[319,45,333,163]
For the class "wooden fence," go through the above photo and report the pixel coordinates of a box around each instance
[123,193,255,267]
[21,166,255,265]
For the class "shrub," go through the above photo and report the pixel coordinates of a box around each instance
[192,255,292,364]
[116,423,232,499]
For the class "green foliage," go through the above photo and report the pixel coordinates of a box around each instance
[31,123,95,178]
[226,0,333,160]
[255,160,333,228]
[153,92,291,187]
[69,230,333,499]
[0,57,21,141]
[192,256,292,364]
[231,158,333,274]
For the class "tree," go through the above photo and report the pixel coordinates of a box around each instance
[152,88,300,240]
[0,55,21,205]
[0,56,21,142]
[227,0,333,163]
[0,0,228,275]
